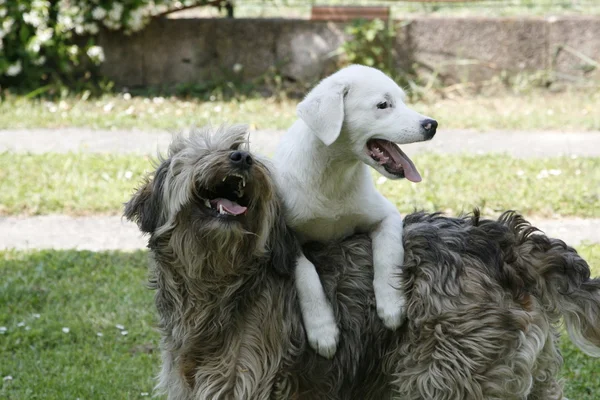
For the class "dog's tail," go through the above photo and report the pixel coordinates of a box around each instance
[499,211,600,357]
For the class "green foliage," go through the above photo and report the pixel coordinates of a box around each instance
[339,18,397,78]
[0,0,210,93]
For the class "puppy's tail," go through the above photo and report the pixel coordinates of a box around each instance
[501,212,600,357]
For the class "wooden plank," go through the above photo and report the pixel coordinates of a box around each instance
[311,6,390,21]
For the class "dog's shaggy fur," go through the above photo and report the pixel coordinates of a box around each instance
[125,126,600,400]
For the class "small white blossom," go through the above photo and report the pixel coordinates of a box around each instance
[23,11,43,28]
[233,63,243,73]
[0,8,7,18]
[141,393,149,397]
[376,176,387,185]
[123,92,132,100]
[17,322,25,328]
[87,45,105,63]
[62,327,70,333]
[121,330,128,336]
[92,7,107,20]
[115,324,125,330]
[85,23,99,35]
[33,56,47,66]
[33,314,41,318]
[97,332,104,337]
[3,376,12,381]
[0,327,7,333]
[108,3,124,22]
[37,27,53,43]
[68,45,79,56]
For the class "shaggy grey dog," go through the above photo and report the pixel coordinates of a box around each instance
[125,126,600,400]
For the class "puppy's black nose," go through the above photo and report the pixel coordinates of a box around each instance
[421,119,438,140]
[230,151,253,169]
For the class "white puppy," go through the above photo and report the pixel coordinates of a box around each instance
[274,65,437,358]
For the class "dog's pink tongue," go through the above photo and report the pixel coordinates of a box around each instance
[210,198,247,215]
[380,141,422,183]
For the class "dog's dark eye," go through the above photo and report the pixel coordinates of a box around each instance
[376,101,389,110]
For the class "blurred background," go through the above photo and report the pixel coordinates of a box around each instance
[1,1,599,398]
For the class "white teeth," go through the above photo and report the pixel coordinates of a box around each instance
[219,204,224,214]
[222,177,227,181]
[204,199,211,208]
[242,177,246,187]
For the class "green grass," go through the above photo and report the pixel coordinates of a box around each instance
[1,89,600,131]
[1,247,598,398]
[2,152,598,218]
[0,250,157,399]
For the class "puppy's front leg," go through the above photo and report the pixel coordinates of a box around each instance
[295,252,339,359]
[371,212,405,329]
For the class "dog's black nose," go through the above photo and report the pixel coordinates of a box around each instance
[230,151,253,169]
[421,119,438,140]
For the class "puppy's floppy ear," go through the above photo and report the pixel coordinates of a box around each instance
[124,160,169,234]
[269,205,301,277]
[297,83,347,146]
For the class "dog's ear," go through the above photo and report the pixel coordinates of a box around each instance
[297,83,347,146]
[269,206,301,277]
[124,160,169,234]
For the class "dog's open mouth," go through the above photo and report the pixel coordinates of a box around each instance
[200,174,249,217]
[366,139,422,182]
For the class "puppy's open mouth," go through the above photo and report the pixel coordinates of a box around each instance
[366,139,422,182]
[200,174,249,217]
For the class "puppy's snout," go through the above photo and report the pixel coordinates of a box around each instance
[230,151,253,169]
[421,119,438,140]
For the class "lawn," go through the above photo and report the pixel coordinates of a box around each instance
[1,246,599,399]
[1,152,598,218]
[1,88,599,132]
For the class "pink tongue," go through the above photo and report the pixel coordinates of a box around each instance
[379,141,422,183]
[210,198,247,215]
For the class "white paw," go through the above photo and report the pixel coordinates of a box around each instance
[375,286,406,330]
[305,319,340,359]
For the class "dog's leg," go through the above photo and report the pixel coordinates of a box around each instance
[295,252,339,359]
[371,213,405,329]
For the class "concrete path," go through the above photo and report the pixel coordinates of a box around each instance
[3,128,600,158]
[1,128,598,250]
[1,215,598,251]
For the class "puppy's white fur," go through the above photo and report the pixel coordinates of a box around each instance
[274,65,436,358]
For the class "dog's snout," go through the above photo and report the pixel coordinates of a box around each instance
[230,151,253,169]
[421,119,438,140]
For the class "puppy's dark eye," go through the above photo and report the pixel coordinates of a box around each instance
[376,101,389,110]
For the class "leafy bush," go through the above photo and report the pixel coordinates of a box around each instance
[0,0,208,93]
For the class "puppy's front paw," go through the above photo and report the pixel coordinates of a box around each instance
[306,319,340,359]
[375,287,406,330]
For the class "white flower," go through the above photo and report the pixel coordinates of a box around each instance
[85,23,99,35]
[121,330,128,336]
[3,376,12,381]
[0,8,7,18]
[33,56,46,66]
[108,3,124,22]
[28,40,41,53]
[123,92,132,100]
[115,324,125,330]
[6,61,22,76]
[68,45,79,56]
[97,332,104,337]
[33,314,41,318]
[37,27,53,43]
[233,63,243,73]
[23,11,43,28]
[0,327,7,333]
[2,17,14,32]
[92,7,107,20]
[87,45,105,63]
[62,327,70,333]
[75,25,84,34]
